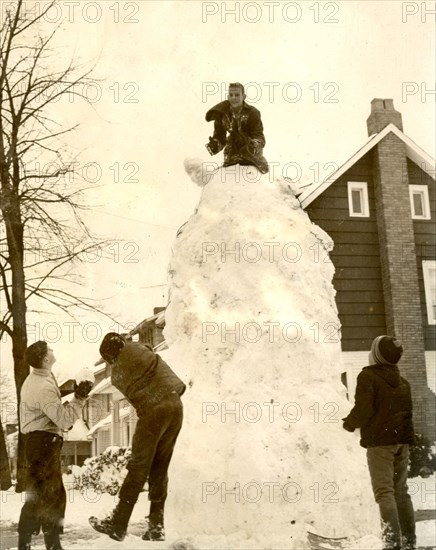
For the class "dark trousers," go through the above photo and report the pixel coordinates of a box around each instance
[367,445,416,550]
[18,431,66,537]
[113,392,183,528]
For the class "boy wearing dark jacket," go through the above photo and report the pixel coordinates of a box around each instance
[205,82,269,174]
[343,335,416,550]
[89,333,185,542]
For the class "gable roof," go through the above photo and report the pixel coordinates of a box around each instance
[93,309,167,367]
[299,123,436,209]
[89,376,124,400]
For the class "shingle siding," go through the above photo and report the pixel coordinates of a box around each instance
[306,133,435,439]
[408,159,436,350]
[307,151,386,351]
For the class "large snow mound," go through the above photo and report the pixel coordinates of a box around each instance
[163,164,378,549]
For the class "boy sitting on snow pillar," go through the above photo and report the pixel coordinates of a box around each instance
[205,82,269,174]
[89,333,186,542]
[342,336,416,550]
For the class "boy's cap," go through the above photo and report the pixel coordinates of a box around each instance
[99,333,126,363]
[371,335,403,365]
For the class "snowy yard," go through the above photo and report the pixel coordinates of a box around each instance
[1,473,435,549]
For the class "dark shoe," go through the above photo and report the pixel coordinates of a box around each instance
[142,521,165,541]
[402,534,417,550]
[43,532,63,550]
[88,515,126,542]
[18,532,32,550]
[142,499,165,541]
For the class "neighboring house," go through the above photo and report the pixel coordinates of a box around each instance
[85,307,167,453]
[300,98,435,440]
[132,306,166,349]
[84,362,120,455]
[62,418,91,468]
[57,378,96,467]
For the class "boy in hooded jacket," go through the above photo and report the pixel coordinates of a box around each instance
[343,335,416,550]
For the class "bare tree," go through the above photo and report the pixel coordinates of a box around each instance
[0,0,112,490]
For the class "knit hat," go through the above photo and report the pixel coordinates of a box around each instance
[370,335,403,365]
[99,333,126,363]
[25,341,48,369]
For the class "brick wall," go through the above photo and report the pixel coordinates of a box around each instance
[367,98,403,135]
[372,132,435,439]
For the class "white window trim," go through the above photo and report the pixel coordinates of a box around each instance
[347,181,369,217]
[409,185,431,220]
[423,260,436,325]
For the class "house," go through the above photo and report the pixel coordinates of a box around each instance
[300,98,435,440]
[61,418,92,468]
[84,308,167,453]
[131,306,166,349]
[37,379,95,468]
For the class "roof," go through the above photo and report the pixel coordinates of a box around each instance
[89,376,124,400]
[154,340,168,352]
[86,405,136,437]
[92,363,106,375]
[299,123,436,209]
[94,309,167,366]
[130,309,166,335]
[87,413,112,435]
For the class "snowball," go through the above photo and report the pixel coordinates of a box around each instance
[75,367,95,385]
[184,157,217,187]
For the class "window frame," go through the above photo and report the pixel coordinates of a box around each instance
[409,184,431,220]
[422,260,436,325]
[347,181,370,218]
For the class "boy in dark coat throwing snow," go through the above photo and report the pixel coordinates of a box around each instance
[89,333,185,542]
[343,335,416,550]
[205,82,269,174]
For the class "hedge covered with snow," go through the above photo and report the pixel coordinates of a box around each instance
[73,446,131,496]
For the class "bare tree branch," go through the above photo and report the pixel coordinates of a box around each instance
[0,0,113,489]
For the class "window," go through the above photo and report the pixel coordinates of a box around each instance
[98,429,110,454]
[347,182,369,217]
[410,185,431,220]
[423,261,436,325]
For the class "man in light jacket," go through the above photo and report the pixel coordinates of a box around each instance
[18,341,92,550]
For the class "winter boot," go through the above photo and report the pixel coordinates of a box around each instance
[402,534,417,550]
[18,532,32,550]
[88,498,135,542]
[142,500,165,542]
[43,532,63,550]
[88,512,127,542]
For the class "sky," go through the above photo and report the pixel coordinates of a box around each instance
[0,0,435,383]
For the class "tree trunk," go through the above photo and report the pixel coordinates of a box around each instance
[3,191,28,491]
[0,415,12,490]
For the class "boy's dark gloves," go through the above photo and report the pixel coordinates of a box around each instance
[246,139,261,156]
[206,136,222,155]
[342,418,355,432]
[74,380,93,400]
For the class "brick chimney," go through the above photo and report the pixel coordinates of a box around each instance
[369,100,435,439]
[367,98,403,136]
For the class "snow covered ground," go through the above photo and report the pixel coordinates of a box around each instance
[0,474,435,549]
